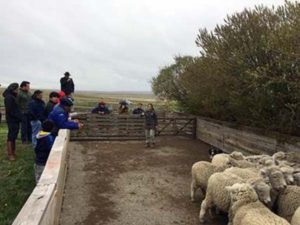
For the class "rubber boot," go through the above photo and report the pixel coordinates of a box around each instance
[12,141,16,158]
[7,141,16,161]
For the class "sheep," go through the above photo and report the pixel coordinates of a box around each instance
[276,185,300,222]
[273,151,287,162]
[260,165,287,191]
[245,154,268,164]
[199,171,271,223]
[280,166,295,185]
[226,183,290,225]
[291,207,300,225]
[224,167,259,180]
[190,160,232,202]
[294,172,300,186]
[211,151,244,166]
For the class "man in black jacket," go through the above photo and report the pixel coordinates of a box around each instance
[60,72,75,96]
[3,83,23,160]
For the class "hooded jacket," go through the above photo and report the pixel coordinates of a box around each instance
[34,131,55,165]
[48,105,79,135]
[3,83,23,123]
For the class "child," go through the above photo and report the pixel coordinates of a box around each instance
[34,120,55,183]
[45,92,59,117]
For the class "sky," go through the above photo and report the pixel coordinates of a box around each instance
[0,0,286,92]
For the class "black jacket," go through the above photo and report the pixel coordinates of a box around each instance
[144,110,158,129]
[3,89,23,123]
[60,77,75,94]
[28,98,46,122]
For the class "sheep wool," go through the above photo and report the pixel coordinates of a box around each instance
[277,185,300,222]
[291,207,300,225]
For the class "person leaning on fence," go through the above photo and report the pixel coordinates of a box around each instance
[45,91,59,117]
[119,100,129,114]
[3,83,23,161]
[133,103,145,116]
[17,81,32,144]
[91,101,110,115]
[144,103,158,147]
[48,97,83,136]
[28,90,46,149]
[34,120,55,183]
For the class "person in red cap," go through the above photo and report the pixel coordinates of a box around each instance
[91,101,110,115]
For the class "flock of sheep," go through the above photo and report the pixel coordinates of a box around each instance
[191,151,300,225]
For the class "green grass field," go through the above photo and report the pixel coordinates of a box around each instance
[0,123,35,225]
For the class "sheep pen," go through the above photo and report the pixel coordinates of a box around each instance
[59,137,228,225]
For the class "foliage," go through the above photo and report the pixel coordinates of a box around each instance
[152,1,300,135]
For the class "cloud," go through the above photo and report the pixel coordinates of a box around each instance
[0,0,285,91]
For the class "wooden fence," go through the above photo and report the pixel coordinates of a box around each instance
[12,129,70,225]
[196,117,300,163]
[71,113,196,141]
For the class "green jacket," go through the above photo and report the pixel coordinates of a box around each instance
[17,90,32,113]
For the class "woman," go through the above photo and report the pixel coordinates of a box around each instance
[144,104,158,147]
[3,83,23,160]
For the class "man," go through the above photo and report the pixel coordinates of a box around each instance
[60,72,75,96]
[17,81,32,144]
[48,97,83,136]
[3,83,23,160]
[133,103,145,116]
[45,92,60,117]
[28,90,46,148]
[91,101,110,115]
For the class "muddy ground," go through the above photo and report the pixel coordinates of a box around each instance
[60,137,228,225]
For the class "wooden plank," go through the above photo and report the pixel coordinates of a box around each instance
[12,129,70,225]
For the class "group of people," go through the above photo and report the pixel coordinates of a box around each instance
[91,101,158,147]
[3,72,82,182]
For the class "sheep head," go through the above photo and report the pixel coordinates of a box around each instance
[260,166,287,191]
[280,166,295,185]
[226,183,258,204]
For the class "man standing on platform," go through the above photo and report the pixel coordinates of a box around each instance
[60,72,75,96]
[17,81,32,144]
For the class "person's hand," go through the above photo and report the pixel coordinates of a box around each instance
[74,119,79,123]
[78,123,84,129]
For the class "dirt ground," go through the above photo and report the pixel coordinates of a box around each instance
[60,137,228,225]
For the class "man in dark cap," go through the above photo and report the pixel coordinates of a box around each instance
[60,72,75,96]
[3,83,23,160]
[48,97,82,136]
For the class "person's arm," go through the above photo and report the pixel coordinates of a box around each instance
[91,107,98,114]
[153,112,158,126]
[28,101,37,120]
[56,113,79,129]
[70,79,75,93]
[6,96,23,121]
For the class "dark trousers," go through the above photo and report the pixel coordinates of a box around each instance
[7,122,20,142]
[21,113,32,143]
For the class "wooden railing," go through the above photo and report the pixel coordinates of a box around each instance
[71,113,196,141]
[12,129,70,225]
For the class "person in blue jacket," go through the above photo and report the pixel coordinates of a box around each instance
[48,97,83,136]
[28,90,46,148]
[91,101,110,115]
[34,120,55,183]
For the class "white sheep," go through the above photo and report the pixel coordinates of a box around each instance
[190,160,231,202]
[276,185,300,222]
[280,166,295,185]
[291,206,300,225]
[224,167,259,180]
[226,183,290,225]
[211,151,244,166]
[199,172,271,223]
[294,172,300,186]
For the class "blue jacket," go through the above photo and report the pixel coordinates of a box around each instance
[28,98,46,121]
[34,131,55,166]
[48,105,79,134]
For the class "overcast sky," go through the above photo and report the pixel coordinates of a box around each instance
[0,0,285,91]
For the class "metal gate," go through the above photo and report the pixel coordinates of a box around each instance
[71,113,196,141]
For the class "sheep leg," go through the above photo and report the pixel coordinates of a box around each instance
[190,179,197,202]
[199,199,208,223]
